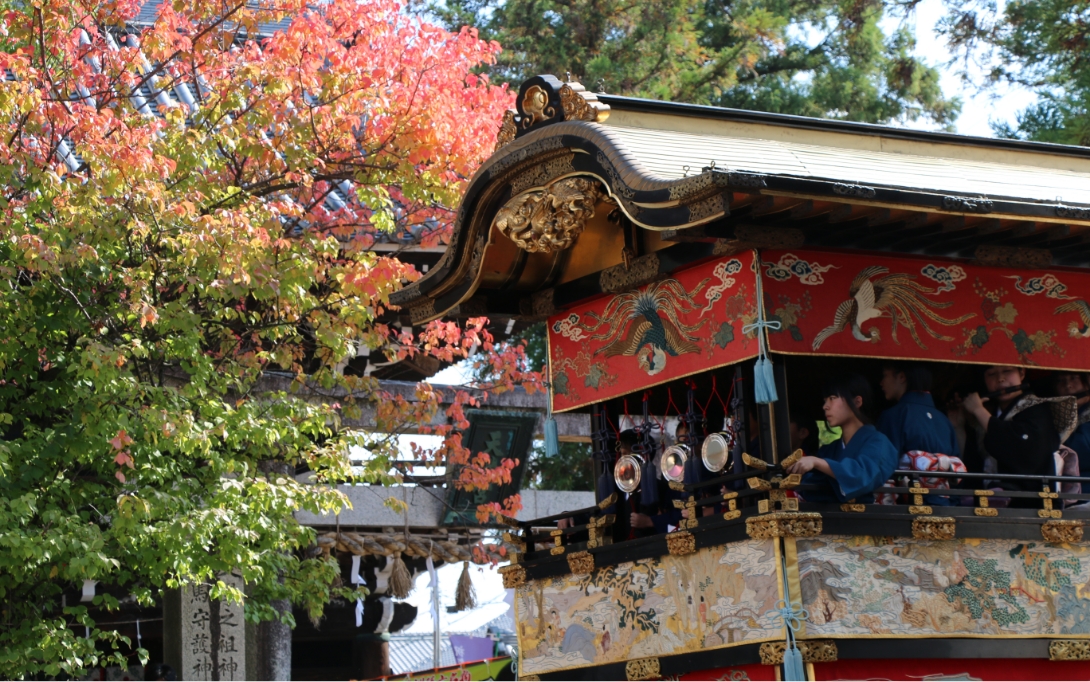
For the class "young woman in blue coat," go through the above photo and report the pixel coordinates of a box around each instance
[787,374,899,503]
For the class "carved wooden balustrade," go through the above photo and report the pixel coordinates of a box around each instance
[504,458,1090,681]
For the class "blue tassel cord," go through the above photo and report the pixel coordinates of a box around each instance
[544,416,559,458]
[544,362,560,458]
[743,265,780,404]
[767,553,811,682]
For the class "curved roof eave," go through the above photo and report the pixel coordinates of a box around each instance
[391,87,1090,324]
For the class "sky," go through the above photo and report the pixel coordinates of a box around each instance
[904,0,1035,138]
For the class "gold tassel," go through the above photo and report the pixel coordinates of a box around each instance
[388,552,412,599]
[455,561,476,612]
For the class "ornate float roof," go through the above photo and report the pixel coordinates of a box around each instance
[392,75,1090,324]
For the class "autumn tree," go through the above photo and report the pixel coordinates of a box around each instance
[428,0,960,125]
[0,0,531,676]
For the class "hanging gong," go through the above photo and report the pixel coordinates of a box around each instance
[702,417,737,472]
[660,444,690,483]
[613,453,644,493]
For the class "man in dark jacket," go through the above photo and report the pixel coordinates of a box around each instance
[878,363,962,505]
[962,366,1064,505]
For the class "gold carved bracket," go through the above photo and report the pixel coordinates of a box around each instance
[625,657,661,681]
[498,564,526,589]
[566,550,595,575]
[747,512,822,539]
[912,516,956,541]
[759,640,838,665]
[1050,640,1090,661]
[494,176,609,254]
[666,530,696,556]
[600,253,661,294]
[1042,519,1084,544]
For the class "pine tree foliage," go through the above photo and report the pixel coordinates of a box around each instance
[428,0,961,125]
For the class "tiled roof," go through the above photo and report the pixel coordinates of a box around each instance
[388,633,459,675]
[132,1,294,35]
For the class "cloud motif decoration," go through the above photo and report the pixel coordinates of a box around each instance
[921,263,966,293]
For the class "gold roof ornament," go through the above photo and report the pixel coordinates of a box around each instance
[494,75,610,152]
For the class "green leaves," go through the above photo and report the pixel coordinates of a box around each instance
[0,0,519,676]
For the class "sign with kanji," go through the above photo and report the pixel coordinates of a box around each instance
[180,574,246,681]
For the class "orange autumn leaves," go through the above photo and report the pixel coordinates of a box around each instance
[1,1,528,521]
[109,429,135,482]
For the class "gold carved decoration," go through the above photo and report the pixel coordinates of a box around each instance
[742,452,769,471]
[975,244,1052,269]
[736,225,805,249]
[520,85,554,127]
[625,657,661,681]
[509,153,577,196]
[840,504,865,513]
[494,109,517,152]
[1050,640,1090,661]
[566,550,594,575]
[759,640,838,665]
[1042,520,1084,544]
[687,194,725,224]
[559,83,610,123]
[525,288,555,319]
[408,298,437,325]
[909,505,934,515]
[599,253,661,294]
[712,238,738,257]
[746,512,822,539]
[498,564,525,589]
[912,516,956,541]
[974,507,998,516]
[668,173,716,201]
[1039,488,1063,519]
[494,177,607,254]
[666,531,696,556]
[780,450,805,470]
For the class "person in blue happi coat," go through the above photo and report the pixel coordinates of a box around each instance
[1055,372,1090,472]
[877,362,962,505]
[787,374,898,503]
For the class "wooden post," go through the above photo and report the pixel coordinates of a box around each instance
[772,359,792,462]
[354,633,391,679]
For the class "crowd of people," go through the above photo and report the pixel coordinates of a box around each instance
[580,363,1090,537]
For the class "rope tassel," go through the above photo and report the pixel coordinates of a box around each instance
[388,552,412,599]
[743,264,780,404]
[454,561,476,612]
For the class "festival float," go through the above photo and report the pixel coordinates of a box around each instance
[390,75,1090,680]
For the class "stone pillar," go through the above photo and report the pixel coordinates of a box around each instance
[249,460,295,681]
[180,575,247,680]
[247,599,292,681]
